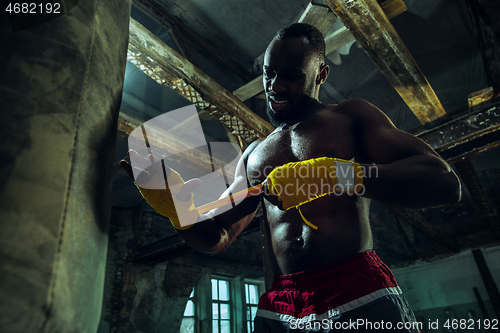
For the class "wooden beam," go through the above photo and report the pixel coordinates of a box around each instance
[127,18,274,146]
[325,0,446,124]
[233,76,264,104]
[233,0,407,102]
[453,158,500,239]
[387,206,461,252]
[132,0,254,82]
[298,2,337,35]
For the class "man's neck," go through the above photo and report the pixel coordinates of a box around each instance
[283,98,323,127]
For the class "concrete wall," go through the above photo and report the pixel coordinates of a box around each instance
[392,246,500,332]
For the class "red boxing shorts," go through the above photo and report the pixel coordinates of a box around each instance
[253,251,419,332]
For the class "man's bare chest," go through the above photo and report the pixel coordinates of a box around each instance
[246,114,357,183]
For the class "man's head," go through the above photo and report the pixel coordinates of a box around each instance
[264,23,329,127]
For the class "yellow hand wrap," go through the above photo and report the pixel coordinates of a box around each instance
[135,169,198,230]
[266,157,364,229]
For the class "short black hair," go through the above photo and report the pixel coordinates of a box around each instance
[274,23,325,62]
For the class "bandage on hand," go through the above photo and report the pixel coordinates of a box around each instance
[130,154,199,230]
[266,157,364,210]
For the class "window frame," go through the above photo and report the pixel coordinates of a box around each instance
[211,275,235,333]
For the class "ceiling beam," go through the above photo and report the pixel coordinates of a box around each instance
[132,0,254,82]
[233,0,407,102]
[325,0,446,124]
[298,2,337,35]
[127,18,274,147]
[413,101,500,163]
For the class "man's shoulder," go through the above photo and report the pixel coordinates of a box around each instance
[326,98,377,115]
[325,98,392,127]
[241,139,263,160]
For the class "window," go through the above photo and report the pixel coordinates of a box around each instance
[180,288,196,333]
[212,278,232,333]
[244,283,259,333]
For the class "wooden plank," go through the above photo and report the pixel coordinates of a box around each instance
[233,76,265,103]
[127,18,274,142]
[325,0,446,124]
[232,0,407,102]
[324,27,354,55]
[132,0,254,82]
[380,0,408,20]
[298,2,337,35]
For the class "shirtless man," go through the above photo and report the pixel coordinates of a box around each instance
[122,23,461,332]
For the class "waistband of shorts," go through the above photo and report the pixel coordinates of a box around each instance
[272,250,384,289]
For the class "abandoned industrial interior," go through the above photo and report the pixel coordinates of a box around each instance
[1,0,500,332]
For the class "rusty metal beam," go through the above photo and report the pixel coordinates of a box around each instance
[132,0,254,82]
[233,0,407,102]
[325,0,446,124]
[413,102,500,162]
[453,158,500,239]
[127,18,274,148]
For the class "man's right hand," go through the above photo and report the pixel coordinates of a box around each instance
[120,150,202,229]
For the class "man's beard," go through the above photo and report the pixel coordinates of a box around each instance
[266,93,321,128]
[266,103,301,127]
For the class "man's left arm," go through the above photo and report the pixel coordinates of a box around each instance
[342,98,461,208]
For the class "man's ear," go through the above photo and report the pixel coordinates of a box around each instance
[316,64,330,85]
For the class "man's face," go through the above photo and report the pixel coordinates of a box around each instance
[263,37,323,127]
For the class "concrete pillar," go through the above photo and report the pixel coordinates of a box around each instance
[0,1,131,332]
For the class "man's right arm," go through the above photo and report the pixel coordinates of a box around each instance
[177,140,262,254]
[121,141,261,255]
